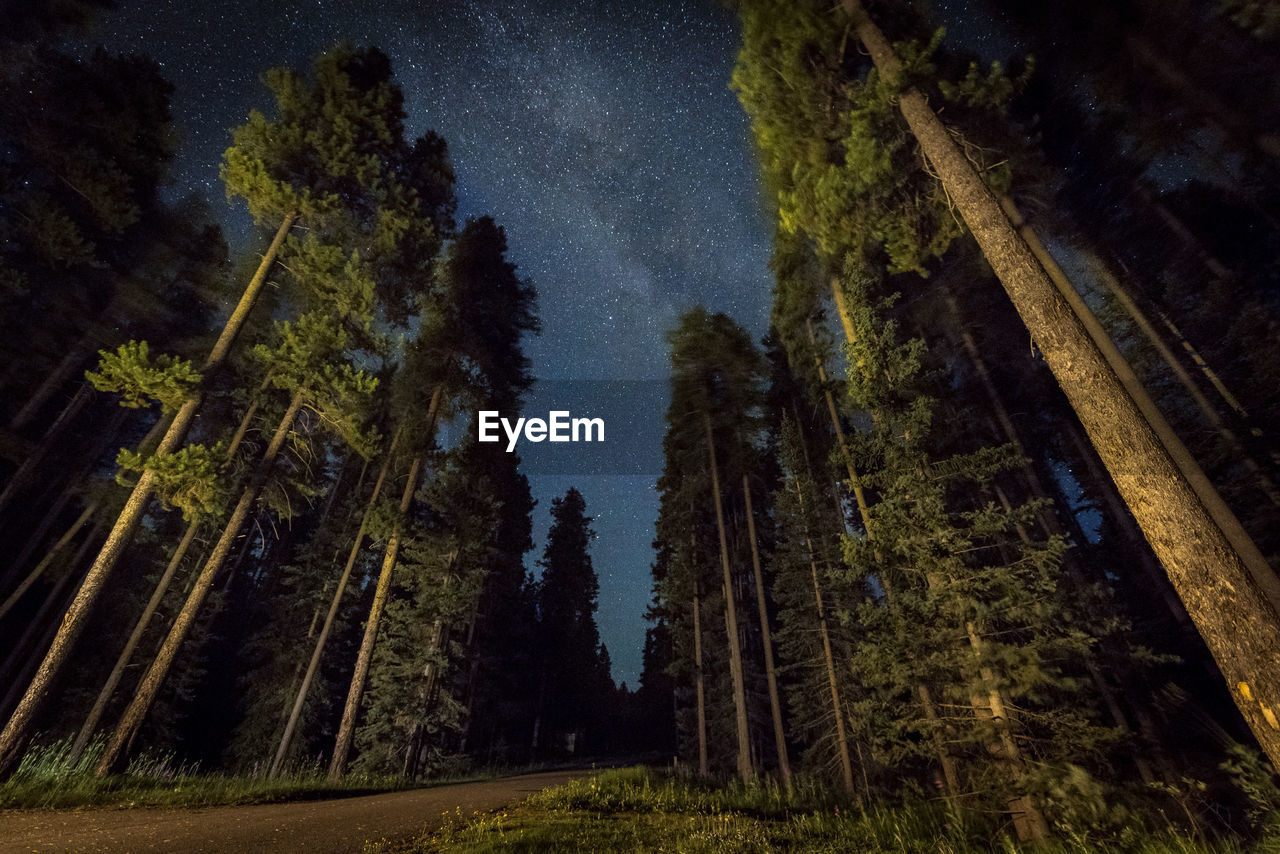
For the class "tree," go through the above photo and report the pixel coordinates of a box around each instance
[532,488,613,755]
[0,45,414,775]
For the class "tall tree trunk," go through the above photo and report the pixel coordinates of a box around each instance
[841,0,1280,767]
[691,589,709,777]
[0,211,297,777]
[0,527,102,720]
[8,347,90,433]
[328,385,441,780]
[70,374,274,764]
[328,453,424,780]
[271,431,400,776]
[1083,253,1280,505]
[0,383,94,517]
[791,473,855,796]
[805,317,876,538]
[1001,196,1280,605]
[742,474,790,786]
[94,389,305,776]
[69,521,201,763]
[702,409,753,782]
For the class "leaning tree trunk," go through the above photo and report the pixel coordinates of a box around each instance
[0,527,102,719]
[328,384,441,780]
[841,0,1280,767]
[790,471,855,796]
[0,382,94,517]
[702,409,753,783]
[1000,197,1280,609]
[328,453,424,780]
[1082,251,1279,506]
[95,389,305,776]
[742,474,791,787]
[271,429,401,776]
[71,374,272,764]
[0,212,297,777]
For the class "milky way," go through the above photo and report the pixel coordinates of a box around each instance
[85,0,774,685]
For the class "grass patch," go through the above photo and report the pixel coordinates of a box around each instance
[380,767,1280,854]
[0,738,490,810]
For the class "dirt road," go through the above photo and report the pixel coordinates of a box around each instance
[0,769,588,853]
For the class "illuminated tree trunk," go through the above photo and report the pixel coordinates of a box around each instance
[743,474,790,786]
[1082,252,1279,505]
[271,430,400,776]
[702,409,752,782]
[1000,197,1280,608]
[842,0,1280,768]
[328,453,423,780]
[329,384,441,780]
[0,212,296,777]
[72,375,272,764]
[95,389,305,776]
[791,473,855,796]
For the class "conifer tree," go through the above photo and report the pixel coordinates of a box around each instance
[0,45,415,775]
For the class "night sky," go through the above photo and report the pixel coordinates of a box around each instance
[86,0,775,686]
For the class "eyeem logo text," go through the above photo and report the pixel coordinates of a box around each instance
[478,410,605,452]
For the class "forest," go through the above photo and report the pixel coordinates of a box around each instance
[2,0,1280,851]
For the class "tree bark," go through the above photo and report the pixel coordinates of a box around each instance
[1083,252,1279,505]
[743,475,791,787]
[791,473,855,796]
[1000,197,1280,608]
[328,384,441,780]
[94,389,305,776]
[0,211,296,777]
[702,409,753,782]
[841,0,1280,768]
[71,373,274,764]
[691,590,709,777]
[271,429,401,776]
[328,453,423,780]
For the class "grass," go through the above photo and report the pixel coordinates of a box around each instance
[0,737,489,810]
[376,767,1280,854]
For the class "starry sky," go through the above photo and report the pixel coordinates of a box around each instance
[87,0,775,686]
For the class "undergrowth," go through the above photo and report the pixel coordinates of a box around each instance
[0,737,456,810]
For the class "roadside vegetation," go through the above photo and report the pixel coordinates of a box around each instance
[0,737,491,810]
[383,767,1280,854]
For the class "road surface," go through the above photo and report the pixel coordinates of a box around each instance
[0,768,588,853]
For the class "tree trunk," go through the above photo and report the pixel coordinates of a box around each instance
[271,430,401,776]
[691,590,709,777]
[702,409,753,782]
[0,211,296,777]
[8,347,90,433]
[1083,253,1279,505]
[791,473,855,796]
[69,521,201,763]
[0,527,101,720]
[842,0,1280,768]
[0,383,94,517]
[328,453,424,780]
[1000,197,1280,607]
[94,389,305,776]
[70,374,273,764]
[743,475,790,787]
